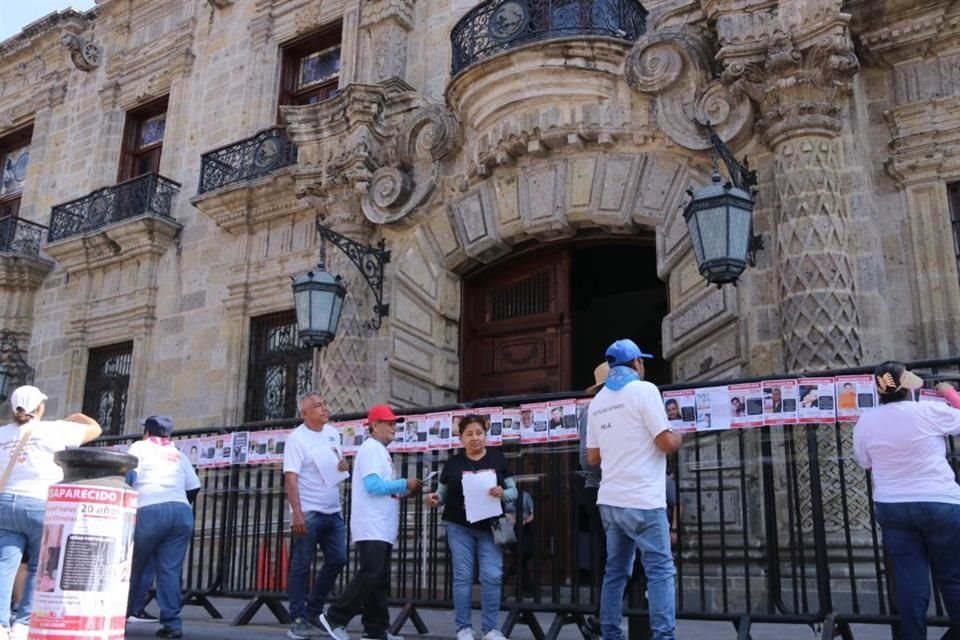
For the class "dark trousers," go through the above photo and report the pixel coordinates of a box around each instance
[326,540,393,639]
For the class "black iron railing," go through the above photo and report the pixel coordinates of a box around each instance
[197,127,297,194]
[451,0,648,75]
[0,216,47,257]
[48,173,181,243]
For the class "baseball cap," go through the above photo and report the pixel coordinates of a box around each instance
[605,339,653,367]
[141,415,175,437]
[585,362,609,394]
[10,386,47,415]
[873,362,924,395]
[367,404,405,424]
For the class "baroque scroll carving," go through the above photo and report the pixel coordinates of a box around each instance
[625,27,753,150]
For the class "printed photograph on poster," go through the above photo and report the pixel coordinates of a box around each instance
[427,412,453,450]
[388,420,407,453]
[231,431,248,465]
[835,375,877,421]
[662,389,696,432]
[763,380,799,425]
[174,437,201,466]
[576,398,591,438]
[727,382,764,428]
[797,377,836,423]
[693,387,732,431]
[451,409,469,450]
[257,430,290,465]
[547,399,578,441]
[519,403,549,443]
[501,409,520,441]
[36,523,64,593]
[474,408,503,447]
[404,415,428,452]
[340,421,362,457]
[917,389,949,404]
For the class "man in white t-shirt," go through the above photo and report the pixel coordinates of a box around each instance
[319,405,422,640]
[586,340,682,640]
[283,392,350,640]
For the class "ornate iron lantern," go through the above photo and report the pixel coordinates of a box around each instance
[292,263,347,349]
[0,329,35,403]
[0,366,10,404]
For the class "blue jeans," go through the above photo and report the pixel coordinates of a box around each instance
[287,511,347,619]
[874,501,960,640]
[446,522,503,634]
[598,505,675,640]
[129,558,157,613]
[128,502,194,632]
[0,493,46,628]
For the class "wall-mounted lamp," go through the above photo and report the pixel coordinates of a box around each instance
[0,329,35,403]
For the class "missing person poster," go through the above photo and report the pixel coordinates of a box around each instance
[474,407,503,447]
[662,389,696,432]
[835,375,877,421]
[501,409,520,441]
[426,412,452,450]
[797,377,837,424]
[546,399,578,441]
[339,420,364,457]
[727,382,764,428]
[917,389,948,404]
[519,402,549,444]
[404,414,428,452]
[230,431,249,465]
[29,484,138,640]
[693,386,732,431]
[763,379,799,425]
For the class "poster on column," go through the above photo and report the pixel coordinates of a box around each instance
[835,375,877,421]
[501,409,520,442]
[797,377,837,424]
[519,403,549,444]
[546,399,578,441]
[727,382,764,429]
[474,407,503,447]
[29,484,138,640]
[763,380,799,425]
[427,412,453,450]
[404,415,428,452]
[693,386,732,431]
[662,389,696,432]
[917,389,949,405]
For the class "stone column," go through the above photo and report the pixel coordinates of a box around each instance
[357,0,414,83]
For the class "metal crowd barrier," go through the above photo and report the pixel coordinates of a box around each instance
[89,357,960,640]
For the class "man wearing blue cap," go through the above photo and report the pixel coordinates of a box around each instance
[585,340,682,640]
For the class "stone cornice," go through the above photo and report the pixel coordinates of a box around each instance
[360,0,414,30]
[0,10,91,57]
[0,254,55,290]
[44,215,182,274]
[851,0,959,65]
[190,170,300,234]
[885,98,960,184]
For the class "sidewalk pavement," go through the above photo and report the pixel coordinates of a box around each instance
[122,597,948,640]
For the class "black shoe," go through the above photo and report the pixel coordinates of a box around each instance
[128,610,159,623]
[156,628,183,639]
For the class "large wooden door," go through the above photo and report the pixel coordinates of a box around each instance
[461,248,572,400]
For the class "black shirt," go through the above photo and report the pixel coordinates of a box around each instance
[440,448,512,530]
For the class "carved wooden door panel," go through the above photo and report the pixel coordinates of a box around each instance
[461,248,572,401]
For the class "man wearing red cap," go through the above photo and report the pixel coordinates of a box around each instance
[319,405,422,640]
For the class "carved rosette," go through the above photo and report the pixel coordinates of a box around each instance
[625,27,753,150]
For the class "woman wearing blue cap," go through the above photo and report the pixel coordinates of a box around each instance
[126,416,201,639]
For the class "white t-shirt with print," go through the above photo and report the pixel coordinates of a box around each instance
[128,439,202,508]
[282,423,344,515]
[853,401,960,505]
[0,421,86,500]
[586,379,672,510]
[350,437,399,544]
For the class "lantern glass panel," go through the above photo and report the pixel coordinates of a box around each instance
[330,293,344,337]
[698,205,729,262]
[311,287,337,336]
[687,210,704,266]
[295,287,312,334]
[727,205,752,262]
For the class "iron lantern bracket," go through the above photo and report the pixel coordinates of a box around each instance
[316,222,391,330]
[0,329,35,401]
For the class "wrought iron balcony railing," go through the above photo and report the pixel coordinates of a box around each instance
[451,0,648,75]
[48,173,180,243]
[0,216,48,258]
[197,127,297,194]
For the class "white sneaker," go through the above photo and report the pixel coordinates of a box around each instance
[317,614,350,640]
[457,629,476,640]
[0,626,9,640]
[10,625,27,640]
[482,631,508,640]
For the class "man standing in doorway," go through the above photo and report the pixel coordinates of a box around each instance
[319,405,423,640]
[586,339,682,640]
[284,392,350,640]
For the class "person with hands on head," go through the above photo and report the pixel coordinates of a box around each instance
[424,414,517,640]
[283,392,350,640]
[0,385,101,640]
[319,405,421,640]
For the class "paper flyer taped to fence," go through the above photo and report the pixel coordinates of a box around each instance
[694,387,733,431]
[797,377,837,424]
[501,409,521,441]
[662,389,696,432]
[727,382,764,428]
[338,420,363,457]
[474,407,503,447]
[835,375,876,421]
[763,380,799,425]
[917,389,949,404]
[451,409,469,451]
[519,402,549,444]
[404,414,428,452]
[427,412,453,450]
[546,399,578,441]
[29,484,138,640]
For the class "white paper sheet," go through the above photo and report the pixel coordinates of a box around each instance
[462,469,502,523]
[312,445,350,487]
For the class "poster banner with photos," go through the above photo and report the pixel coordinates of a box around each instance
[193,434,235,468]
[693,387,732,431]
[763,380,799,425]
[727,382,764,428]
[835,375,877,421]
[339,420,364,457]
[475,407,503,447]
[917,389,948,404]
[797,377,837,424]
[501,409,520,441]
[403,414,428,452]
[546,399,578,441]
[519,402,549,444]
[662,389,696,432]
[427,412,453,450]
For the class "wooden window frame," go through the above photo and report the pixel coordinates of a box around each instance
[278,22,343,119]
[118,97,169,182]
[0,124,34,220]
[948,182,960,279]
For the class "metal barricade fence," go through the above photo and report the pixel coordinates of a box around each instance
[89,357,960,639]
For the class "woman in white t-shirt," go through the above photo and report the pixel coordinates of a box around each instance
[126,416,200,639]
[0,385,101,639]
[852,362,960,640]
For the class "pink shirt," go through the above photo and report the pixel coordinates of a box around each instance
[853,401,960,505]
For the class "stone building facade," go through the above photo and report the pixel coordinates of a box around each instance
[0,0,958,433]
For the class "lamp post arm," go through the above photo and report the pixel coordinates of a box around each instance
[315,223,391,329]
[705,123,758,193]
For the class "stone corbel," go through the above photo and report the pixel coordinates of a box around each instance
[60,32,102,71]
[625,26,753,150]
[361,105,461,226]
[206,0,235,7]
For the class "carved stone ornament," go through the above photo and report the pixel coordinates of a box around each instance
[60,32,102,71]
[625,26,753,150]
[206,0,235,7]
